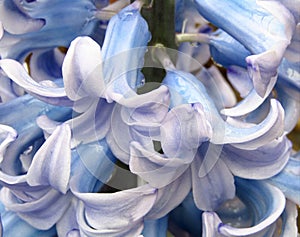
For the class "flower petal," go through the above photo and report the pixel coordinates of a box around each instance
[0,0,45,34]
[26,123,71,194]
[160,103,211,158]
[142,215,168,237]
[280,200,298,237]
[202,178,286,236]
[266,154,300,205]
[0,187,72,230]
[222,136,291,179]
[197,65,236,109]
[29,48,64,82]
[146,169,191,219]
[0,124,17,163]
[163,70,285,148]
[101,2,151,102]
[192,145,235,211]
[0,59,72,106]
[72,185,157,237]
[194,0,295,96]
[1,210,56,237]
[62,36,105,101]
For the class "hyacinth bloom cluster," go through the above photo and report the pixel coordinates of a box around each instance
[0,0,299,236]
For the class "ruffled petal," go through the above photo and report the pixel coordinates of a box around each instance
[62,36,105,101]
[146,169,191,219]
[26,123,71,194]
[130,141,192,188]
[0,0,45,34]
[222,136,291,179]
[0,59,72,106]
[0,94,72,174]
[221,70,277,117]
[160,103,211,158]
[71,184,157,237]
[202,178,286,236]
[192,146,235,211]
[194,0,295,97]
[107,104,152,164]
[0,187,72,230]
[163,70,285,148]
[67,99,113,145]
[266,154,300,205]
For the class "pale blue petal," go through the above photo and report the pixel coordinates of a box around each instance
[191,145,235,211]
[163,70,285,148]
[101,2,151,101]
[26,124,72,194]
[146,169,191,219]
[0,59,72,106]
[194,0,295,97]
[0,186,72,230]
[62,36,105,101]
[160,103,211,158]
[142,215,168,237]
[115,85,169,121]
[202,178,286,236]
[67,99,113,144]
[0,75,19,103]
[278,58,300,92]
[284,23,300,62]
[220,76,277,117]
[56,198,80,237]
[106,104,152,164]
[209,29,250,68]
[221,136,292,179]
[266,154,300,205]
[0,0,98,60]
[0,94,71,174]
[1,210,56,237]
[276,86,300,133]
[0,125,17,163]
[130,141,192,188]
[197,65,236,109]
[280,200,298,237]
[70,139,116,193]
[169,192,203,236]
[226,66,253,98]
[71,184,157,237]
[29,48,64,82]
[0,0,45,34]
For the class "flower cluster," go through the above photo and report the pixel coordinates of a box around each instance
[0,0,299,236]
